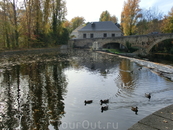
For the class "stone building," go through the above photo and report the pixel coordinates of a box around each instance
[70,25,84,39]
[71,21,122,39]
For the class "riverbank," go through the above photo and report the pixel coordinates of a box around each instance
[0,46,64,56]
[128,104,173,130]
[97,51,173,81]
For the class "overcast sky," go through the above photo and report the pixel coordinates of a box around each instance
[65,0,173,23]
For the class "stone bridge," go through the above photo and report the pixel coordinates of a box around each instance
[68,33,173,56]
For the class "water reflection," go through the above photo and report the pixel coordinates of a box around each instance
[149,53,173,65]
[119,59,134,88]
[0,50,173,130]
[0,55,69,129]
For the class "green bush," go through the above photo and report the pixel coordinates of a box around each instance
[126,41,138,53]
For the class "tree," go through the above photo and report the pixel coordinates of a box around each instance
[62,20,71,32]
[70,16,85,31]
[136,19,148,34]
[22,0,34,48]
[60,28,69,44]
[0,0,68,49]
[12,0,19,47]
[161,7,173,33]
[99,10,118,23]
[99,10,111,21]
[121,0,142,35]
[110,15,118,23]
[51,0,67,45]
[136,8,163,34]
[0,0,10,48]
[43,0,51,34]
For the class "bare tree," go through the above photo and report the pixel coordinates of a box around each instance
[136,7,163,34]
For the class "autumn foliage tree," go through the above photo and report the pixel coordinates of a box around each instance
[70,16,85,32]
[99,10,118,23]
[99,10,111,21]
[161,7,173,33]
[110,15,118,23]
[121,0,142,35]
[0,0,68,49]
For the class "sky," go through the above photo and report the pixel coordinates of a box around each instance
[65,0,173,23]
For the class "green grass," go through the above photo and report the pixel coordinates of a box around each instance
[106,49,122,54]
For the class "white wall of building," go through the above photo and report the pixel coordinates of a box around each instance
[78,31,122,39]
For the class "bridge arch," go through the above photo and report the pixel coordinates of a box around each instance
[102,42,127,50]
[147,37,173,53]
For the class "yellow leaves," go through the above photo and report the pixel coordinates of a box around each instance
[99,10,111,22]
[62,20,70,28]
[161,7,173,33]
[70,16,85,31]
[121,0,141,35]
[110,15,118,23]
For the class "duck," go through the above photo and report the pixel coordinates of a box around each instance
[100,99,109,105]
[131,106,138,114]
[131,106,138,112]
[145,93,151,100]
[84,100,93,105]
[101,105,108,112]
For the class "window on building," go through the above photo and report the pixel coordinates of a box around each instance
[90,34,94,38]
[112,34,115,37]
[103,33,107,38]
[83,34,86,38]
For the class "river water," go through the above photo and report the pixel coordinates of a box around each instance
[0,49,173,130]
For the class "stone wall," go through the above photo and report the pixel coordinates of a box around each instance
[68,38,95,48]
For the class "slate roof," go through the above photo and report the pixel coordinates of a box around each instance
[78,21,121,32]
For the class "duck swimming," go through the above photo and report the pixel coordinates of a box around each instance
[100,99,109,105]
[145,93,151,100]
[101,105,108,112]
[84,100,93,105]
[131,106,138,115]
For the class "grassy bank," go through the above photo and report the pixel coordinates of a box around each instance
[106,49,123,54]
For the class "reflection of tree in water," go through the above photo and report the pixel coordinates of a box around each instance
[0,69,19,129]
[0,59,69,130]
[119,59,134,89]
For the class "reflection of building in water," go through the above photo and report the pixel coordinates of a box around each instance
[70,50,121,76]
